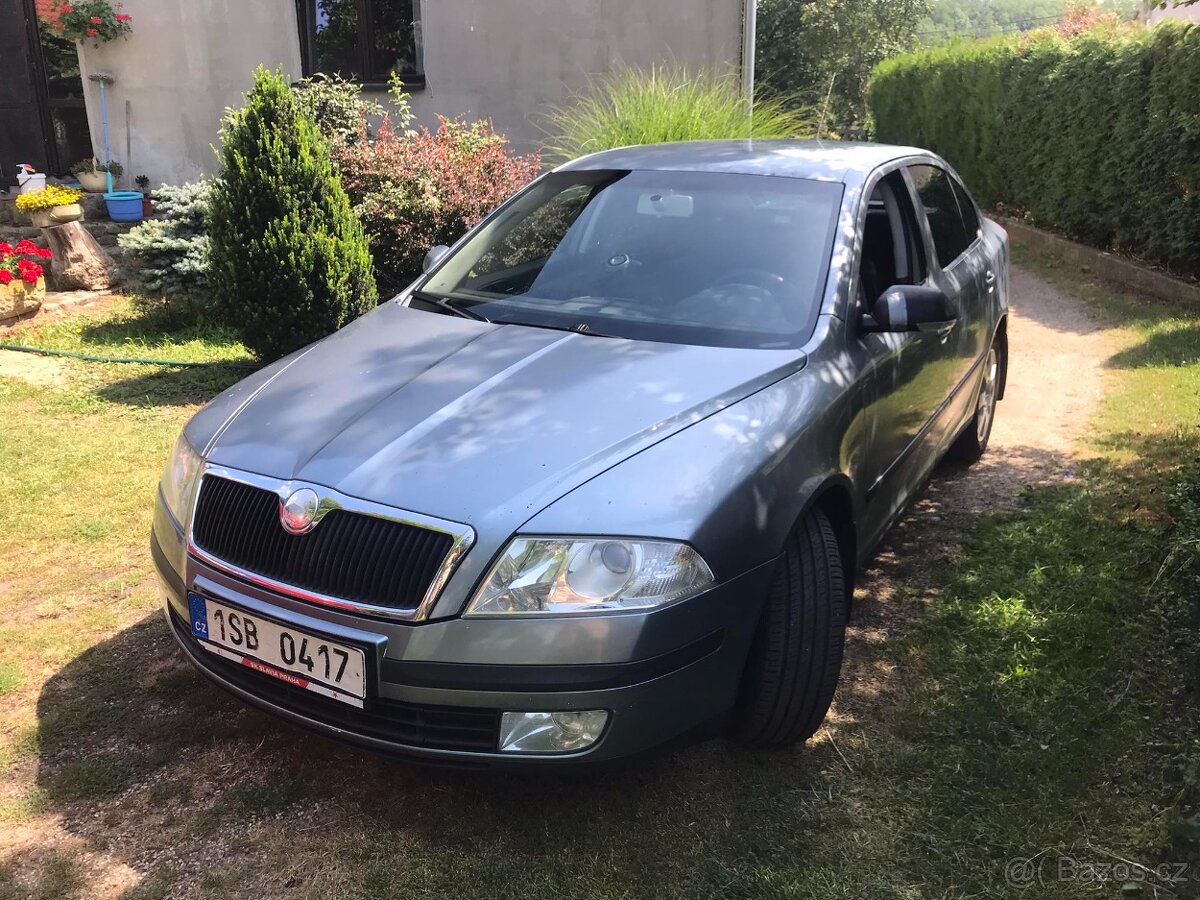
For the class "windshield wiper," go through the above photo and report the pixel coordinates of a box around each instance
[410,290,491,323]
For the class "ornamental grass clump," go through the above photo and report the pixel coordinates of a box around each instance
[208,67,377,361]
[542,65,816,163]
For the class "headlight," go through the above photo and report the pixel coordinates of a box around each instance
[159,432,203,527]
[466,537,714,616]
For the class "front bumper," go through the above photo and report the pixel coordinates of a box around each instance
[153,500,775,767]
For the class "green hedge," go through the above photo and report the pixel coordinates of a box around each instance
[869,24,1200,280]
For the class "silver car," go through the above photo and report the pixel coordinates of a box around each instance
[152,141,1008,767]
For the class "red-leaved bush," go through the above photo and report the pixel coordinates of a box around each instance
[335,115,541,291]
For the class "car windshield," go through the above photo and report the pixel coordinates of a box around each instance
[419,169,844,349]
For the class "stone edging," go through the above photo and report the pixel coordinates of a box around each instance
[998,217,1200,307]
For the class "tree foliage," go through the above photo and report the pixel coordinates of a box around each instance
[917,0,1137,44]
[336,114,540,292]
[292,73,384,144]
[208,67,377,361]
[757,0,931,129]
[870,23,1200,279]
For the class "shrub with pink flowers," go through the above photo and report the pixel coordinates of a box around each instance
[331,88,541,290]
[45,0,132,44]
[0,240,53,288]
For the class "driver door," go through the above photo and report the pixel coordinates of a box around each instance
[849,167,963,548]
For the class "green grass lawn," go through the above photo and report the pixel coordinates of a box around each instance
[0,272,1196,899]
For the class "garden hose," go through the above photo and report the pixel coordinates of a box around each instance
[0,342,258,369]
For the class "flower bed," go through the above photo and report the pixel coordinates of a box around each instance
[0,240,52,320]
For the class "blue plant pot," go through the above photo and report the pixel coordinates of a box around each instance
[104,191,144,223]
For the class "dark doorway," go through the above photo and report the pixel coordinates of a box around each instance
[0,0,53,184]
[0,0,92,186]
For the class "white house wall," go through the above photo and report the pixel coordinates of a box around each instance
[78,0,743,186]
[406,0,744,153]
[78,0,304,187]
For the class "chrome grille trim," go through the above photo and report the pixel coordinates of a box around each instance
[186,464,475,622]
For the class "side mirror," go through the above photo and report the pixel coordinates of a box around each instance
[861,284,955,333]
[423,244,451,273]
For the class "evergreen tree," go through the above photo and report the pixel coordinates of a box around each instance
[118,181,213,311]
[208,67,377,361]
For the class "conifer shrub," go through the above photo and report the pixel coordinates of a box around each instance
[208,67,377,361]
[117,181,213,312]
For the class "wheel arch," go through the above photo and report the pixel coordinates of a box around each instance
[994,314,1009,401]
[793,474,859,594]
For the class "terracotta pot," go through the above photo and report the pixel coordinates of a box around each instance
[50,203,83,224]
[142,198,155,217]
[77,170,110,193]
[0,276,45,321]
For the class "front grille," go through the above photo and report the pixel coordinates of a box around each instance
[192,475,454,612]
[171,610,500,754]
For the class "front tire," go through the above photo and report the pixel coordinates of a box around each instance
[734,507,847,747]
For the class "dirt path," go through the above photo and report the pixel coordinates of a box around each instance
[840,263,1122,707]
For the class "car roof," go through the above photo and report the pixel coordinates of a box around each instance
[554,139,930,187]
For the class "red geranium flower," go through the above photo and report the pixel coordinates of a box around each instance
[87,27,99,35]
[0,271,13,286]
[38,248,53,259]
[14,239,37,254]
[21,268,41,285]
[61,3,73,12]
[0,242,12,257]
[116,13,131,21]
[90,15,101,23]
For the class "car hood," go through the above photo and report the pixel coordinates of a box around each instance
[204,302,805,533]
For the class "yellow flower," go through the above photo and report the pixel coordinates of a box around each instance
[15,185,85,212]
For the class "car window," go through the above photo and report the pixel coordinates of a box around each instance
[421,170,845,349]
[950,176,981,242]
[858,171,927,312]
[471,184,595,277]
[908,164,973,268]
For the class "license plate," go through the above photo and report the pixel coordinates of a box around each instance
[188,593,366,707]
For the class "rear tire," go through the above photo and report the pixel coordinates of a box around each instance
[734,507,847,747]
[949,339,1002,464]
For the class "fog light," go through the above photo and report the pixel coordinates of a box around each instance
[498,710,609,754]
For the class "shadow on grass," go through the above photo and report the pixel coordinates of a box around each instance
[76,300,244,352]
[94,362,253,408]
[1106,322,1200,370]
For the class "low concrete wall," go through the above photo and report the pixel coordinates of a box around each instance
[77,0,303,187]
[1001,217,1200,307]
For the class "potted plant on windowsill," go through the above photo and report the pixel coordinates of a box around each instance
[0,240,52,321]
[72,157,123,193]
[14,184,85,229]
